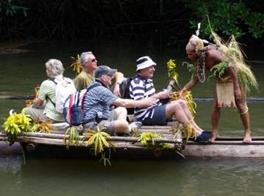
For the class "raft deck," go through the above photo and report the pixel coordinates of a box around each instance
[1,123,264,158]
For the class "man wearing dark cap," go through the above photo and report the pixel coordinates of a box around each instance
[82,65,157,135]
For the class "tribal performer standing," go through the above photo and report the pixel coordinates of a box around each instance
[181,33,258,143]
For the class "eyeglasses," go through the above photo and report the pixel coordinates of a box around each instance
[91,58,97,62]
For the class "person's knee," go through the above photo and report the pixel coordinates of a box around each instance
[171,101,181,111]
[97,119,130,135]
[113,120,129,133]
[166,101,181,116]
[23,107,36,120]
[237,103,248,114]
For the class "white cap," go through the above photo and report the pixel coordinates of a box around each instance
[136,56,156,71]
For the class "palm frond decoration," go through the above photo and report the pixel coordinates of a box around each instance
[64,126,80,148]
[24,86,39,107]
[169,91,197,115]
[211,32,258,92]
[208,61,229,80]
[36,121,53,133]
[138,132,171,150]
[2,110,36,143]
[138,132,161,146]
[166,59,197,114]
[167,59,179,85]
[70,54,82,74]
[184,123,196,142]
[84,127,113,156]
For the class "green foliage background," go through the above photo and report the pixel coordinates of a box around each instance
[0,0,263,44]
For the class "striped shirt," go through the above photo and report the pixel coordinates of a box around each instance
[129,75,161,121]
[83,81,118,122]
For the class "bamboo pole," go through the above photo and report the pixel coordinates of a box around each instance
[17,136,178,150]
[0,131,181,145]
[2,131,264,143]
[0,95,34,100]
[2,132,264,148]
[18,132,180,144]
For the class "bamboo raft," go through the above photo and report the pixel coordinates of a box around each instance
[1,123,264,158]
[0,123,183,158]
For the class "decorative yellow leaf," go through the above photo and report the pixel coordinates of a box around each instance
[70,54,82,74]
[166,59,179,84]
[84,128,113,155]
[2,110,36,142]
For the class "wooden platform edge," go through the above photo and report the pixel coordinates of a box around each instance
[2,130,264,158]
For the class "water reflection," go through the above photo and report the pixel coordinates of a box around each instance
[0,155,23,173]
[1,158,264,196]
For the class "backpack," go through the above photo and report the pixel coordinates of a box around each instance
[63,83,101,126]
[120,77,133,99]
[119,77,134,114]
[47,77,77,113]
[53,77,77,113]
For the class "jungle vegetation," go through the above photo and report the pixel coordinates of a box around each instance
[0,0,263,46]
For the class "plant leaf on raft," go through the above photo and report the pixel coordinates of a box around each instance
[64,126,80,148]
[84,128,112,156]
[2,110,36,143]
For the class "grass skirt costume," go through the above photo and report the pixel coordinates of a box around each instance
[188,33,258,112]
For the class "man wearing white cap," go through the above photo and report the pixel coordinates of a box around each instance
[129,56,211,142]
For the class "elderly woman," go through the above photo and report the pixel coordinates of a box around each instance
[24,59,70,122]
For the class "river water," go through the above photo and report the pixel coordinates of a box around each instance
[0,40,263,196]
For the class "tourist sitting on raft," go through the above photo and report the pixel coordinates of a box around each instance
[82,65,157,135]
[24,59,74,123]
[129,56,211,142]
[181,33,258,143]
[74,51,124,96]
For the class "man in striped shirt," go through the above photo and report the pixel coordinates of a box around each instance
[129,56,211,142]
[83,65,157,135]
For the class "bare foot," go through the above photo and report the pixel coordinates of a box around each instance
[209,131,217,143]
[243,132,252,144]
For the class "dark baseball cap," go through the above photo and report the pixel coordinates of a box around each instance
[94,65,117,78]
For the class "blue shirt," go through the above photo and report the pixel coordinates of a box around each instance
[83,81,118,122]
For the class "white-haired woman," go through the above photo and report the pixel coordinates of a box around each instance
[24,59,67,122]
